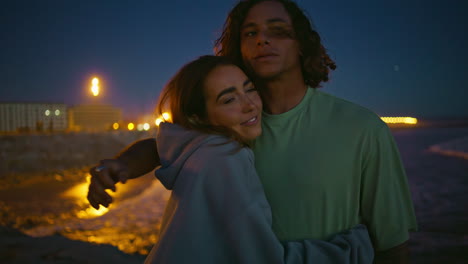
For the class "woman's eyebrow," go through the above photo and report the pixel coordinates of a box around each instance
[216,87,236,102]
[215,79,252,101]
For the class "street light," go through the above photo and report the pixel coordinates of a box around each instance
[91,77,100,96]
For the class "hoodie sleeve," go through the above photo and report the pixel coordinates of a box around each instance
[146,142,374,263]
[199,146,374,264]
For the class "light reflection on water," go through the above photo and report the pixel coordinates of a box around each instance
[1,169,169,256]
[55,174,169,255]
[61,174,109,218]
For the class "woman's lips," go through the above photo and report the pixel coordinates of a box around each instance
[241,116,259,126]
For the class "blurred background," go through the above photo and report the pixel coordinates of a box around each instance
[1,0,467,263]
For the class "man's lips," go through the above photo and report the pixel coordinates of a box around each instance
[241,116,259,126]
[254,53,278,60]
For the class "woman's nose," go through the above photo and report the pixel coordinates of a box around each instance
[241,95,255,112]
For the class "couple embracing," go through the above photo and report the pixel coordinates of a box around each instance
[88,1,417,263]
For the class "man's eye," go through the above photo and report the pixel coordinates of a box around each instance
[270,27,294,38]
[244,31,257,37]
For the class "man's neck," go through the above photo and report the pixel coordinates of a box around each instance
[257,75,308,115]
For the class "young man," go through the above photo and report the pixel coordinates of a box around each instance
[88,1,417,262]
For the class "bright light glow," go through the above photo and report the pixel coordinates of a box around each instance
[113,123,119,130]
[380,116,418,125]
[155,118,163,126]
[162,112,171,121]
[143,123,150,131]
[62,174,109,219]
[55,109,60,116]
[45,109,50,116]
[137,124,144,131]
[128,123,135,130]
[77,206,109,219]
[404,117,418,124]
[91,77,100,96]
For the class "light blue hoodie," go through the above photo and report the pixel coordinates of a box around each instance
[145,123,374,263]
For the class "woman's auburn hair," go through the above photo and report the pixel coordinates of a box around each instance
[156,55,251,147]
[214,0,336,88]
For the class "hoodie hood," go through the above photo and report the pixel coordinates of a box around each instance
[155,123,224,190]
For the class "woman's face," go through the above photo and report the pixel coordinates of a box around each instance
[203,64,262,141]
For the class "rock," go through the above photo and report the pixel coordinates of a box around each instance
[0,226,146,263]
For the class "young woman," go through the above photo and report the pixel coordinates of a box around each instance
[144,55,374,263]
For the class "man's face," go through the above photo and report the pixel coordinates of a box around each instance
[240,1,302,80]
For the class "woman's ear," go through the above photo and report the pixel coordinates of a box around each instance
[188,115,202,126]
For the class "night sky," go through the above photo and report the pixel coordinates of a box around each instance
[2,0,467,120]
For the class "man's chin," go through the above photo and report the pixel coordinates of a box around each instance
[254,71,280,81]
[247,67,277,79]
[243,64,280,81]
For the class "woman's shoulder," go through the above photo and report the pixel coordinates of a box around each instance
[189,139,256,192]
[195,137,253,165]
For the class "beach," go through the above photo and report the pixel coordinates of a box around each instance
[1,125,467,263]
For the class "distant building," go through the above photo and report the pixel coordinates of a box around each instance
[68,104,122,132]
[0,102,67,133]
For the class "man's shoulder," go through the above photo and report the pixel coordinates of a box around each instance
[312,89,386,129]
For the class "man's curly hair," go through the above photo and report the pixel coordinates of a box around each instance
[214,0,336,88]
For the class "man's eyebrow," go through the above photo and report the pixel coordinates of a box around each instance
[243,79,251,87]
[241,18,289,29]
[216,87,236,102]
[266,18,289,24]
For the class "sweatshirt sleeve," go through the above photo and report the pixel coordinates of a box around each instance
[202,147,375,264]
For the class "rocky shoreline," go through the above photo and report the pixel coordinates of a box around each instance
[0,130,153,177]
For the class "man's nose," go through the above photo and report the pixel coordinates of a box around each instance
[256,31,270,46]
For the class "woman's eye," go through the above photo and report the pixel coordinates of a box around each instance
[247,87,257,93]
[223,98,235,104]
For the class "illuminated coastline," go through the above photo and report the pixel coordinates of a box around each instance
[381,116,418,125]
